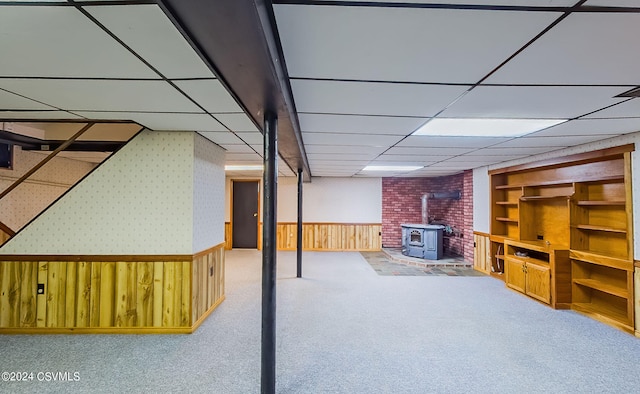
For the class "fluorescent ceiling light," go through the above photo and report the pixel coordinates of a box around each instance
[362,165,423,172]
[412,118,567,137]
[225,164,263,171]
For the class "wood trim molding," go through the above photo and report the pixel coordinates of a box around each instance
[0,254,193,262]
[489,144,635,175]
[0,242,225,262]
[634,260,640,268]
[0,221,15,237]
[192,242,225,259]
[473,231,490,237]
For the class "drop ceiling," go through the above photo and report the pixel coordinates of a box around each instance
[1,1,640,178]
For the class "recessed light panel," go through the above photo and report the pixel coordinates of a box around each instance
[412,118,566,137]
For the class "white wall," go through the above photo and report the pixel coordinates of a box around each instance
[0,131,195,255]
[472,166,490,234]
[0,147,95,231]
[192,133,226,252]
[226,176,382,224]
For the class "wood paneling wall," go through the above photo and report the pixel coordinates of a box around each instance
[226,222,381,251]
[0,243,224,334]
[192,245,224,326]
[224,222,232,250]
[473,232,492,274]
[635,266,640,338]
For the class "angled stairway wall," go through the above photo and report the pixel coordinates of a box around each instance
[0,130,226,333]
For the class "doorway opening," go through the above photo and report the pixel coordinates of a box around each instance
[231,180,260,249]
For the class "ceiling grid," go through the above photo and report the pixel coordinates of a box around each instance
[1,0,640,177]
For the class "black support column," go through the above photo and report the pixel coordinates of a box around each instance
[261,112,278,394]
[296,168,303,278]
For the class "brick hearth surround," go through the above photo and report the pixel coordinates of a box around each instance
[382,170,474,263]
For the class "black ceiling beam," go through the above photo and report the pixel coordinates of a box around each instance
[158,0,311,181]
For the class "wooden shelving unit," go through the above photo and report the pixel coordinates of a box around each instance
[488,145,635,333]
[569,171,634,333]
[504,239,571,308]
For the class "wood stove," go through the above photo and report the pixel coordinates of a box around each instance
[401,224,444,260]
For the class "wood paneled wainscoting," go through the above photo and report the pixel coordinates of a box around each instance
[225,222,382,251]
[636,262,640,338]
[0,243,224,334]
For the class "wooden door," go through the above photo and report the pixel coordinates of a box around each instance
[232,180,259,248]
[526,263,551,304]
[505,258,526,294]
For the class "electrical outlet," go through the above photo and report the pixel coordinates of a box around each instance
[37,283,45,295]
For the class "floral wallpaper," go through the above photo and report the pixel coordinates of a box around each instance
[193,132,225,252]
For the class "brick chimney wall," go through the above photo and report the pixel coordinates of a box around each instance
[382,170,474,263]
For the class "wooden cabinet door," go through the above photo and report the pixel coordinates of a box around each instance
[525,263,551,304]
[505,258,526,294]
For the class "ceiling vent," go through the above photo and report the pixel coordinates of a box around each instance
[614,86,640,98]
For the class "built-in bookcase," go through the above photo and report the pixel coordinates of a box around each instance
[489,145,635,334]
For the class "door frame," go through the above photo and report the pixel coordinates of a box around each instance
[230,179,261,250]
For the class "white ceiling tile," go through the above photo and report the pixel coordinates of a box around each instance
[487,13,640,84]
[292,80,468,117]
[371,155,440,164]
[0,6,156,78]
[304,145,387,155]
[174,79,244,113]
[76,112,226,131]
[427,160,499,168]
[531,118,640,137]
[234,132,263,145]
[584,0,640,5]
[0,79,200,112]
[86,5,213,79]
[214,113,259,132]
[275,5,560,83]
[198,131,245,145]
[0,111,82,120]
[303,132,401,147]
[310,0,577,4]
[298,113,428,135]
[441,86,628,118]
[465,147,558,155]
[308,153,378,161]
[397,135,509,148]
[491,134,613,148]
[444,154,526,163]
[315,172,359,177]
[221,144,256,153]
[0,89,56,110]
[369,159,438,167]
[384,146,475,156]
[584,99,640,119]
[395,170,462,178]
[310,160,371,168]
